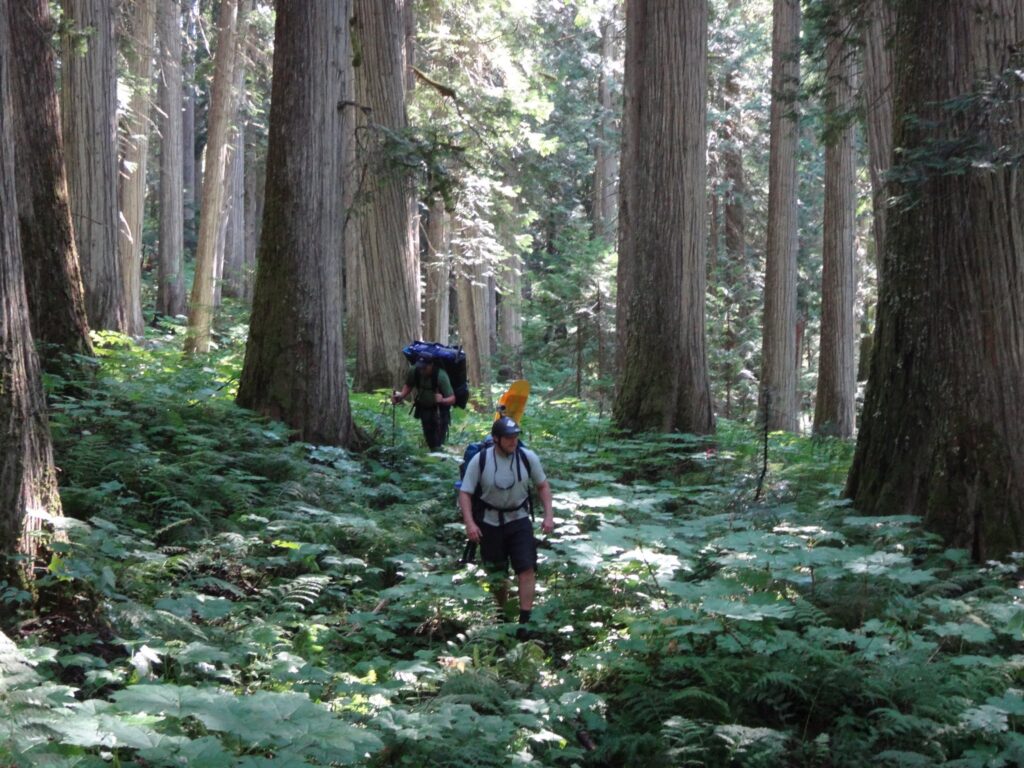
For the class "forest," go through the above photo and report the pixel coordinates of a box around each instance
[1,0,1023,766]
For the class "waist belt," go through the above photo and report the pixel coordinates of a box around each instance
[478,497,531,526]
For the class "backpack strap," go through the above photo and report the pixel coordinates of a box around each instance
[477,446,533,525]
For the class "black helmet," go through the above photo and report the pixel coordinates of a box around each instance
[491,416,521,438]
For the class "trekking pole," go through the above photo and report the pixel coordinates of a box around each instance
[391,398,397,452]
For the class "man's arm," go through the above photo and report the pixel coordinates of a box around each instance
[435,371,456,406]
[536,480,554,534]
[459,491,482,542]
[392,383,413,404]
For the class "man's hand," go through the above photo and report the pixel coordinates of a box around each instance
[465,520,482,543]
[391,391,404,404]
[541,514,555,535]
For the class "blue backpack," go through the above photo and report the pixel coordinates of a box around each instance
[402,341,470,408]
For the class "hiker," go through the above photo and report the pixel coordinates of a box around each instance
[458,416,554,637]
[392,352,456,450]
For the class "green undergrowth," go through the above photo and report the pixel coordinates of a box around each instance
[2,332,1023,767]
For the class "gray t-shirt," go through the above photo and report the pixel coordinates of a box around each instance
[461,445,546,526]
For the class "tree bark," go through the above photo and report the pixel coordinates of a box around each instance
[181,0,197,255]
[0,3,62,587]
[156,0,185,318]
[846,0,1024,560]
[10,0,93,360]
[242,133,263,303]
[498,249,522,354]
[613,0,714,435]
[590,13,618,243]
[861,0,894,269]
[61,0,126,332]
[220,3,251,303]
[423,194,450,343]
[351,0,421,392]
[760,0,801,432]
[455,235,491,401]
[117,0,156,336]
[220,118,246,300]
[814,10,857,438]
[184,0,245,354]
[236,0,354,447]
[721,0,746,267]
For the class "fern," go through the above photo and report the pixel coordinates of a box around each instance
[259,575,330,614]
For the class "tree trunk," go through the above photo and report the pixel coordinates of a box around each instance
[862,0,894,269]
[236,0,354,447]
[423,194,450,343]
[613,0,714,435]
[117,0,156,337]
[846,0,1024,560]
[221,120,246,300]
[351,0,421,392]
[590,14,618,243]
[10,0,92,359]
[814,11,857,438]
[182,0,197,256]
[221,9,250,303]
[184,0,246,354]
[156,0,185,318]
[455,238,491,403]
[61,0,126,332]
[242,133,263,303]
[721,0,746,267]
[498,249,522,354]
[760,0,801,432]
[0,5,62,587]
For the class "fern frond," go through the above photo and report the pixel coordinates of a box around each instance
[260,575,330,613]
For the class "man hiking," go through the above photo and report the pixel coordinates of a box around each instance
[392,352,455,450]
[458,417,554,638]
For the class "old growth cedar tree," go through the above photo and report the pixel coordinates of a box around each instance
[350,0,421,392]
[813,8,857,438]
[847,0,1024,560]
[236,0,355,447]
[10,0,92,361]
[117,0,156,337]
[760,0,800,433]
[0,1,62,586]
[155,0,186,318]
[61,0,127,333]
[614,0,714,435]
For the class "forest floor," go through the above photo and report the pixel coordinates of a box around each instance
[2,331,1023,767]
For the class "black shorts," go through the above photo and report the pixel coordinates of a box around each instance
[479,516,537,575]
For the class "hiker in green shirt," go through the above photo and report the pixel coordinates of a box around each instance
[392,352,455,450]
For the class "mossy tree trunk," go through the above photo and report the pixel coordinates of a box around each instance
[0,5,62,587]
[846,0,1024,560]
[10,0,93,361]
[613,0,714,435]
[236,0,354,447]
